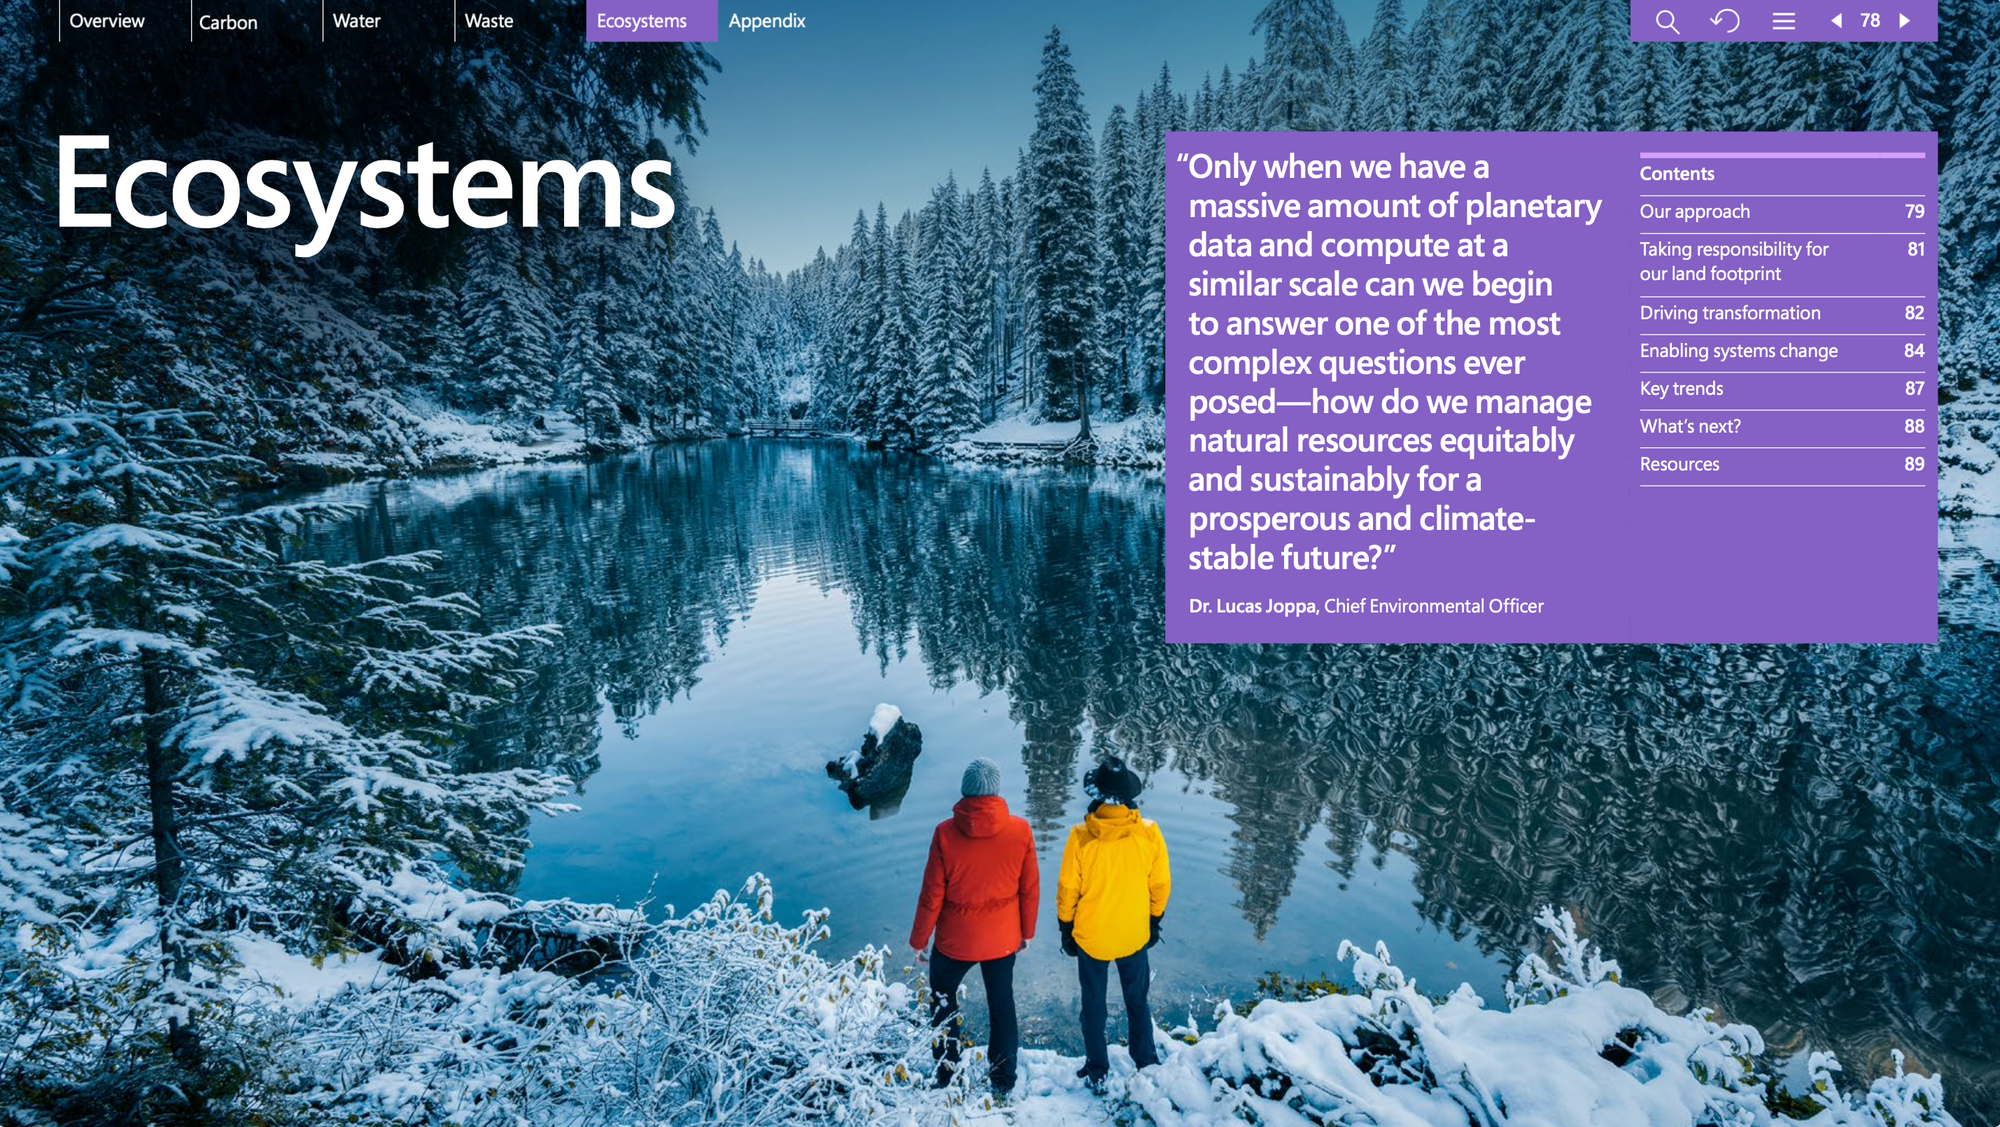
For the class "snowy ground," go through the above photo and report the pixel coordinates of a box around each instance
[272,405,589,481]
[892,920,1962,1127]
[940,411,1165,469]
[194,902,1958,1127]
[954,416,1139,445]
[409,410,587,468]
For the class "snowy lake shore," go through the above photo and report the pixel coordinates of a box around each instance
[195,879,1963,1127]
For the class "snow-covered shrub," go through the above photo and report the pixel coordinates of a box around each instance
[278,875,955,1125]
[1806,1051,1956,1127]
[1122,908,1960,1127]
[1094,410,1165,468]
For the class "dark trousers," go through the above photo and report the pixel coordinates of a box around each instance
[1077,946,1158,1077]
[929,951,1019,1091]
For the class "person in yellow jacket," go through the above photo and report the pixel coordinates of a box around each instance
[1056,756,1170,1089]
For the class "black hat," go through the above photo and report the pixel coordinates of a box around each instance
[1084,757,1142,805]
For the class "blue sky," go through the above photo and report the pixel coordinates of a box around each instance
[682,0,1380,271]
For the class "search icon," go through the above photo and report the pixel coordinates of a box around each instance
[1656,8,1681,31]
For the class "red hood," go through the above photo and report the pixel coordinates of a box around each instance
[952,795,1011,838]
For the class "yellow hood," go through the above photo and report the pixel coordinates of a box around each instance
[1085,804,1143,839]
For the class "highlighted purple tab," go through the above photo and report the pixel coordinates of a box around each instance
[586,0,716,42]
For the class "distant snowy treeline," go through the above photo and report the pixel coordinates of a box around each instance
[747,0,1997,494]
[2,0,1989,491]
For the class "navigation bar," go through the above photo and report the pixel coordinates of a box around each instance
[53,0,592,45]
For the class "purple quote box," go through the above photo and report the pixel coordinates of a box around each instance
[585,0,717,41]
[1164,132,1937,644]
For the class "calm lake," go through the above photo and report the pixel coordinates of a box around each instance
[309,441,2000,1120]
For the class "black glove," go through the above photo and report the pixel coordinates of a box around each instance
[1146,914,1163,949]
[1059,921,1080,958]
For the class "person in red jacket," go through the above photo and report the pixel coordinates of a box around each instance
[909,757,1039,1095]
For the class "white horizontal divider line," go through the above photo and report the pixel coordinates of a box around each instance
[1640,331,1920,337]
[1638,484,1926,488]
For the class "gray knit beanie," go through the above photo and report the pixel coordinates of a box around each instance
[961,757,1002,798]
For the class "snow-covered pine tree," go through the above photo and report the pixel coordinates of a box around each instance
[1007,153,1040,410]
[1238,58,1265,129]
[1938,223,1987,391]
[1943,17,2000,273]
[827,211,873,426]
[995,173,1028,408]
[1683,42,1731,130]
[1026,27,1101,435]
[1356,0,1412,129]
[914,177,981,445]
[694,211,746,428]
[871,212,922,444]
[1253,0,1351,130]
[1616,41,1684,130]
[1733,41,1815,128]
[1507,0,1566,128]
[605,228,672,438]
[1403,1,1451,131]
[716,239,754,423]
[562,286,620,449]
[1864,41,1942,131]
[1813,42,1870,128]
[1659,43,1696,130]
[464,231,558,418]
[1191,73,1217,131]
[1134,67,1180,409]
[1097,105,1142,411]
[632,172,700,432]
[846,206,894,433]
[0,404,566,1102]
[1548,0,1623,131]
[1451,0,1518,130]
[417,282,471,414]
[968,169,1003,416]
